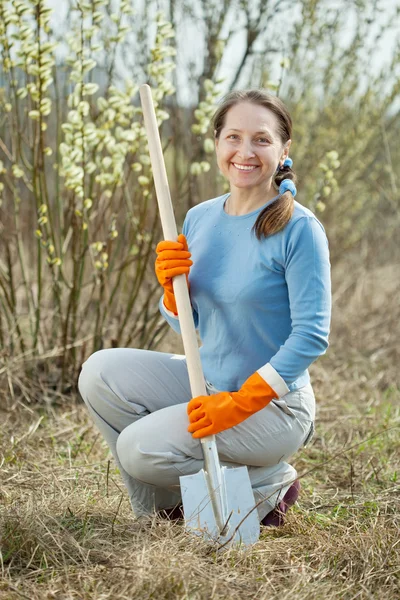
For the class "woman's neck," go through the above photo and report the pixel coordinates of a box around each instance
[225,185,278,216]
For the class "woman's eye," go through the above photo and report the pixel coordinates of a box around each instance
[257,138,270,144]
[228,134,239,140]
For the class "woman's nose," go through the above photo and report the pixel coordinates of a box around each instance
[237,140,255,159]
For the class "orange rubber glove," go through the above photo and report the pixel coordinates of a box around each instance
[187,372,279,438]
[155,234,192,315]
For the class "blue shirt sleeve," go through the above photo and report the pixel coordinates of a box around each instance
[158,295,199,333]
[269,216,331,384]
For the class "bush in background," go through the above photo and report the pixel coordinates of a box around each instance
[0,0,399,395]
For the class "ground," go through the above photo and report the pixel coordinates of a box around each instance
[0,262,399,599]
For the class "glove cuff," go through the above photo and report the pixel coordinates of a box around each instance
[257,363,290,398]
[162,291,178,316]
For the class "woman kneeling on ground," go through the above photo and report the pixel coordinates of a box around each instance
[78,89,331,526]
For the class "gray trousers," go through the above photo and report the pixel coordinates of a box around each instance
[78,348,315,521]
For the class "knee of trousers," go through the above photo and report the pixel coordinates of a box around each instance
[116,426,172,486]
[78,349,111,408]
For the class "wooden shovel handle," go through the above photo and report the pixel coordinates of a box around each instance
[139,84,206,399]
[139,84,226,531]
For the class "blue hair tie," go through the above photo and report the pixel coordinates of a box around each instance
[276,157,293,172]
[279,178,297,197]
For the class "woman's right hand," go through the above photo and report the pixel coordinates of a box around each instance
[155,234,192,315]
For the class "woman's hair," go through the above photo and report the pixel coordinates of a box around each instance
[212,89,297,239]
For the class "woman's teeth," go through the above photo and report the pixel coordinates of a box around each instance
[233,164,257,171]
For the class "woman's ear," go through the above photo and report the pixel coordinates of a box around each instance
[281,139,291,162]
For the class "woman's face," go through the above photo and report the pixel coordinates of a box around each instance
[215,101,290,194]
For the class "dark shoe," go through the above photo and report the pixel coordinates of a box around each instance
[261,480,301,527]
[157,504,184,521]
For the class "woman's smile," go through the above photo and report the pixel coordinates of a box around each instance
[232,163,260,172]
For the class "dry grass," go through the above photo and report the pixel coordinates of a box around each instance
[0,261,399,599]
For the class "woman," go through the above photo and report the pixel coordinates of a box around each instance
[78,89,331,526]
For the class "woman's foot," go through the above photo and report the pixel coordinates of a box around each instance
[261,480,301,527]
[157,504,184,521]
[158,481,301,527]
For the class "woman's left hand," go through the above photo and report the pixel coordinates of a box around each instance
[187,372,279,438]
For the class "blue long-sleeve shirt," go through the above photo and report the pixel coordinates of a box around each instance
[159,193,331,394]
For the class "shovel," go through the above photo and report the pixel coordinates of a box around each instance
[139,84,260,547]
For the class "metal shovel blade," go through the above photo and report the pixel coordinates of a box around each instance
[180,465,260,547]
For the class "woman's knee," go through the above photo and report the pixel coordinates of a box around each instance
[78,349,114,404]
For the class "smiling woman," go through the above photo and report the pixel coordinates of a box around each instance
[213,90,297,234]
[78,88,331,528]
[215,101,290,214]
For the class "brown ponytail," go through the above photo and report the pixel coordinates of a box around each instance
[253,164,297,239]
[212,89,297,239]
